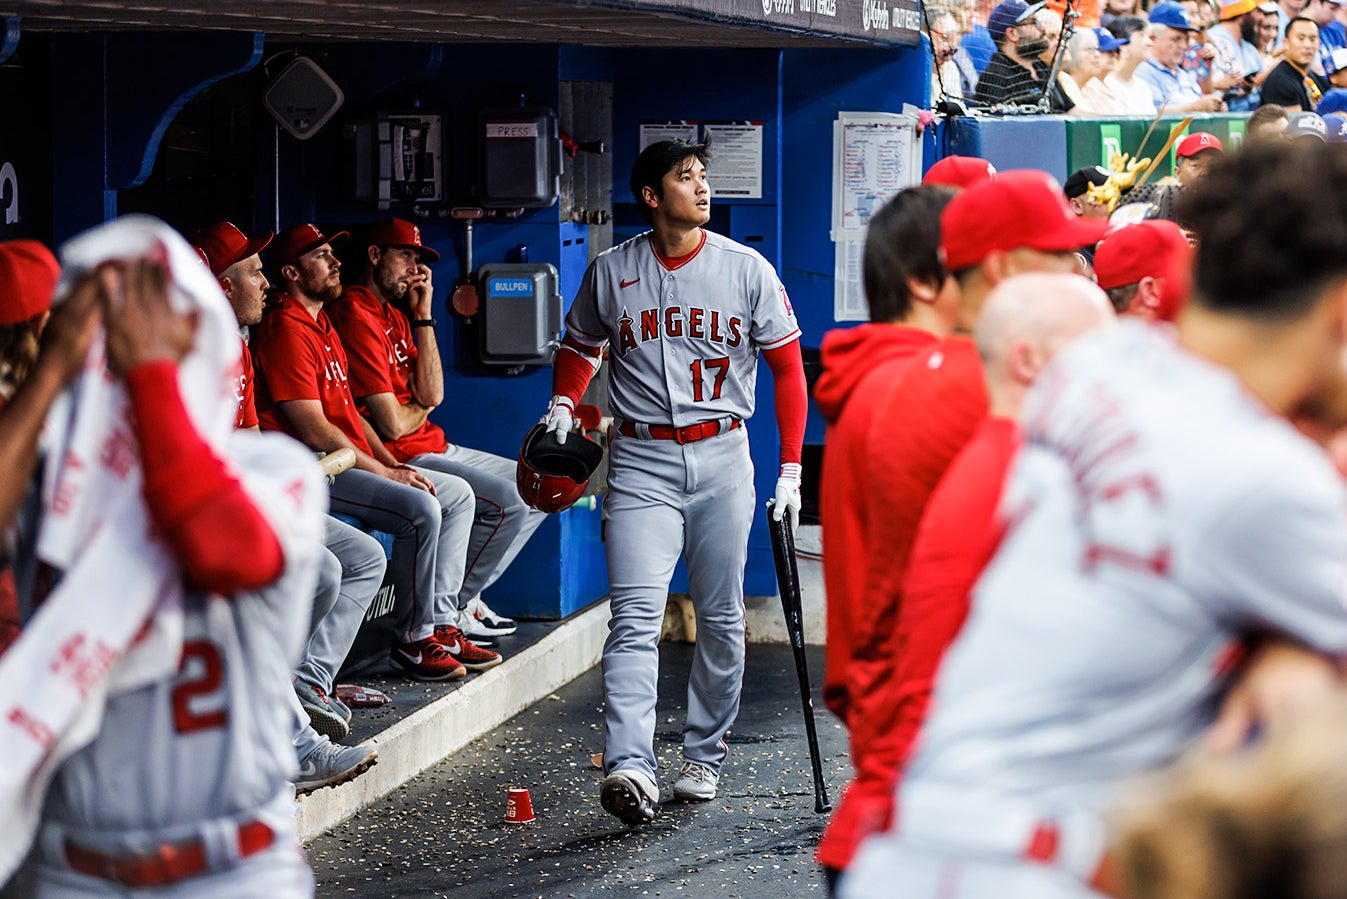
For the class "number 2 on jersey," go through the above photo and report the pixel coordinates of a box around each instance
[689,356,730,402]
[172,639,229,733]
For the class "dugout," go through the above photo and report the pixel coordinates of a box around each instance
[0,3,927,659]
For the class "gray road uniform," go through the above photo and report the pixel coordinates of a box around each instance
[563,229,800,783]
[843,320,1347,899]
[28,434,326,898]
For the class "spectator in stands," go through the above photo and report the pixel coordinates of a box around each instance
[251,223,482,682]
[1102,0,1142,27]
[975,0,1076,109]
[1180,0,1220,87]
[1304,0,1344,70]
[1287,108,1332,137]
[1138,1,1228,110]
[962,0,1000,71]
[1322,108,1347,135]
[1037,6,1065,64]
[1318,45,1347,106]
[1093,220,1193,321]
[1207,0,1266,109]
[929,7,967,100]
[1273,0,1310,41]
[1107,15,1163,112]
[1059,27,1104,108]
[330,217,538,650]
[1248,99,1293,134]
[1084,25,1130,111]
[1260,16,1328,107]
[1064,166,1112,217]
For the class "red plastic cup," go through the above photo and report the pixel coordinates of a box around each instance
[505,787,535,824]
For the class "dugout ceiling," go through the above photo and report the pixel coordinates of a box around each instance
[0,0,919,47]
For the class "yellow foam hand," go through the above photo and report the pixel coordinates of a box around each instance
[1087,181,1121,214]
[1108,153,1152,190]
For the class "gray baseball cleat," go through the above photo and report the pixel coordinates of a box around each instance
[600,769,659,827]
[295,740,378,794]
[672,760,719,801]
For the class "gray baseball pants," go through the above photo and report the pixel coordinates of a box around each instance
[295,518,386,691]
[601,426,755,783]
[328,467,473,643]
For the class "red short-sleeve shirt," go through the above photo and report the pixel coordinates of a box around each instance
[329,286,448,462]
[250,292,373,455]
[234,337,259,430]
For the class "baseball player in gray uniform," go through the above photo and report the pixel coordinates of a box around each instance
[843,139,1347,899]
[5,245,327,896]
[544,138,808,826]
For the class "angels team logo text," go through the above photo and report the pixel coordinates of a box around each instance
[614,305,743,357]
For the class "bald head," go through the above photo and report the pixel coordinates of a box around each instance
[976,273,1115,417]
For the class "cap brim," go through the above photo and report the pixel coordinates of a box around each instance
[1016,0,1048,22]
[390,242,441,264]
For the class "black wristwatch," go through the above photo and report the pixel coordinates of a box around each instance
[412,318,437,328]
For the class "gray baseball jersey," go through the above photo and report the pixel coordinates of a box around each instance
[36,432,325,858]
[564,230,800,426]
[843,318,1347,898]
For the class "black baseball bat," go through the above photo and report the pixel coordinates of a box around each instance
[766,500,832,814]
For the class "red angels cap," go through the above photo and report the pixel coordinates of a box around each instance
[1175,132,1223,158]
[268,223,349,267]
[939,170,1111,271]
[0,239,60,326]
[365,217,441,263]
[190,221,274,277]
[922,156,998,189]
[1093,220,1191,290]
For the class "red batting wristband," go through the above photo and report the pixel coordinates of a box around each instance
[763,341,806,466]
[124,361,283,593]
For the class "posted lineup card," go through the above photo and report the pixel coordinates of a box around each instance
[831,112,921,321]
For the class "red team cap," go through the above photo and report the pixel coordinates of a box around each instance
[0,239,60,326]
[366,217,441,263]
[1175,132,1223,158]
[939,170,1111,271]
[191,221,274,278]
[922,156,998,190]
[269,223,349,267]
[1093,220,1190,290]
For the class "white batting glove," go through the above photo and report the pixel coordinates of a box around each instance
[543,395,575,445]
[772,463,802,532]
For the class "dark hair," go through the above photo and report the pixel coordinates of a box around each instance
[1108,14,1148,38]
[1106,283,1140,313]
[1247,103,1290,138]
[1177,141,1347,321]
[1287,15,1319,34]
[863,185,957,323]
[0,317,43,396]
[629,138,713,224]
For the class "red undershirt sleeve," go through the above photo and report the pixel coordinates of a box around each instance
[552,334,602,408]
[763,340,806,466]
[124,361,284,594]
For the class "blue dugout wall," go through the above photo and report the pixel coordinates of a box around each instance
[0,29,928,617]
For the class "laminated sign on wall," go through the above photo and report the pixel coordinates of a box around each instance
[831,112,921,321]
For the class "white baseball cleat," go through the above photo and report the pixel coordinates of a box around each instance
[672,760,719,802]
[600,769,659,827]
[466,597,518,636]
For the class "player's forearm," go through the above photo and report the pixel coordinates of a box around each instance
[281,406,387,475]
[124,361,283,593]
[0,355,68,531]
[409,326,445,408]
[361,415,403,468]
[367,397,433,441]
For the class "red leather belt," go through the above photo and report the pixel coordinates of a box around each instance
[616,418,741,444]
[65,819,275,888]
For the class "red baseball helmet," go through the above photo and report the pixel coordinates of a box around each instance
[516,424,604,513]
